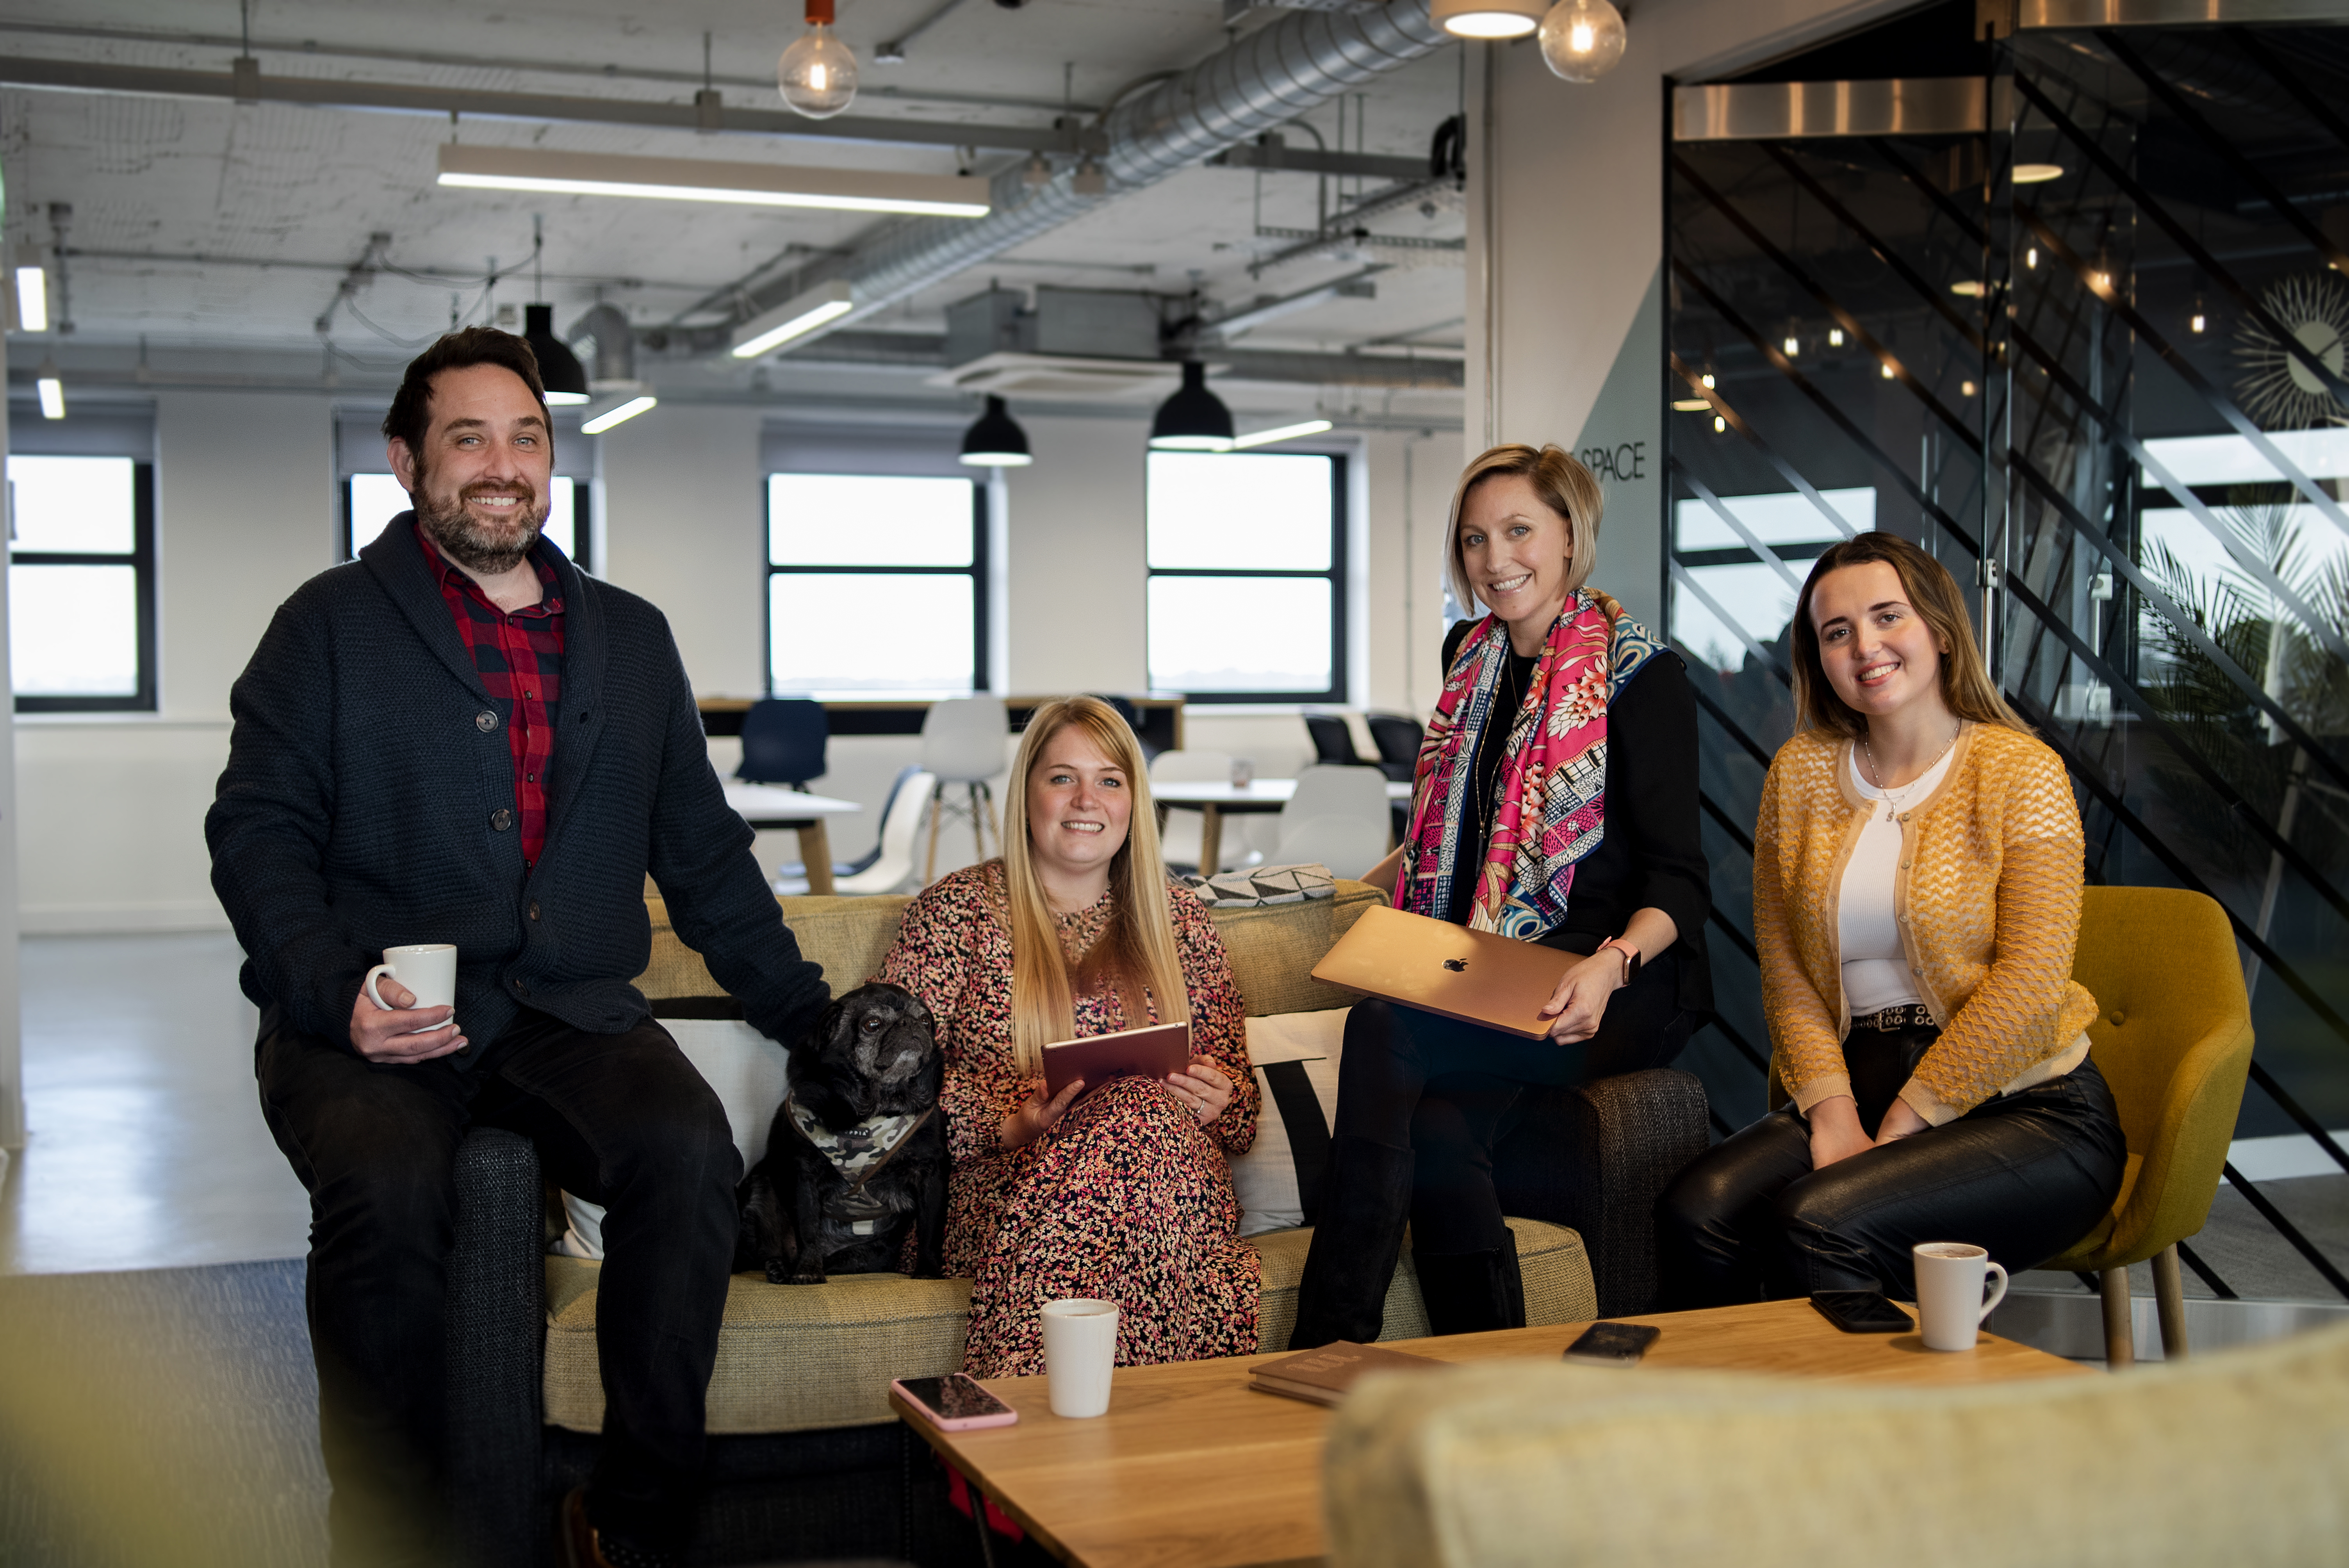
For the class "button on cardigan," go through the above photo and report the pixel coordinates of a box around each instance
[207,513,830,1063]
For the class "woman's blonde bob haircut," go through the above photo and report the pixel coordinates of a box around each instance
[1444,444,1605,617]
[999,696,1190,1076]
[1790,531,2028,738]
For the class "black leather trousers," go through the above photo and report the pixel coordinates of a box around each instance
[1657,1022,2127,1306]
[1331,946,1696,1256]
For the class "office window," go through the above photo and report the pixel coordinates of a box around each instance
[1146,451,1345,702]
[1669,486,1876,672]
[766,472,987,694]
[9,454,157,712]
[344,473,585,569]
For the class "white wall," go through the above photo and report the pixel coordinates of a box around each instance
[599,404,767,697]
[15,392,334,933]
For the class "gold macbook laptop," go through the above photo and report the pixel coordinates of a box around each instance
[1310,904,1574,1039]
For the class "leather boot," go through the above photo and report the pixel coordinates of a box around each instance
[1289,1137,1416,1350]
[1413,1229,1527,1336]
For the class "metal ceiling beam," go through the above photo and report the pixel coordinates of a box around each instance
[1207,140,1429,181]
[0,53,1076,155]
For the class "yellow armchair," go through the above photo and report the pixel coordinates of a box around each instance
[2043,885,2256,1365]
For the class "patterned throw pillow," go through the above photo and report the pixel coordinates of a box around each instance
[1180,862,1337,908]
[1232,1009,1349,1235]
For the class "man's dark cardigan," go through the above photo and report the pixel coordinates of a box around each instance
[207,515,829,1063]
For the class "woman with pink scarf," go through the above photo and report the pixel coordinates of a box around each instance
[1290,443,1713,1347]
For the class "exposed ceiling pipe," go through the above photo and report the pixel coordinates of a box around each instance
[735,0,1450,351]
[565,302,636,383]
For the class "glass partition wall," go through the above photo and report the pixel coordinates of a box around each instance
[1667,2,2349,1299]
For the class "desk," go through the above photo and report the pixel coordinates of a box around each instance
[1151,778,1414,875]
[722,784,861,897]
[891,1298,2087,1568]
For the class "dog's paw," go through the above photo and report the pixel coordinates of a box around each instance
[786,1265,827,1286]
[764,1259,791,1286]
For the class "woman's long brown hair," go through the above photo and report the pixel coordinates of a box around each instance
[1789,532,2028,738]
[999,697,1189,1075]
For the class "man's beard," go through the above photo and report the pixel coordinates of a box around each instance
[412,464,545,575]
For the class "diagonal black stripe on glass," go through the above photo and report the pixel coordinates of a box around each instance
[1669,283,1982,554]
[1671,459,1812,595]
[1754,142,1990,356]
[2013,71,2349,412]
[2222,1162,2349,1301]
[1672,153,1983,453]
[1672,560,1793,686]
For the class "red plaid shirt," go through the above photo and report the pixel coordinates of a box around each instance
[418,523,564,870]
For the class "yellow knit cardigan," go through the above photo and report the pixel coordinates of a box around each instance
[1755,721,2099,1126]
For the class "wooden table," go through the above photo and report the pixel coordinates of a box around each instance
[890,1298,2087,1568]
[721,783,861,897]
[1152,778,1415,875]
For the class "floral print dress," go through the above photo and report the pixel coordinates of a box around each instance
[877,861,1261,1377]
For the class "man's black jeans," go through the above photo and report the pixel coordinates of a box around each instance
[257,1006,740,1562]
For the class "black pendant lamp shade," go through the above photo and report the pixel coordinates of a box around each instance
[523,303,591,406]
[1149,360,1234,451]
[959,394,1033,466]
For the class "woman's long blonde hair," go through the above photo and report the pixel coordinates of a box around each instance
[1000,697,1190,1074]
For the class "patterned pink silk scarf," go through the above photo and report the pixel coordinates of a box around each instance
[1397,588,1660,939]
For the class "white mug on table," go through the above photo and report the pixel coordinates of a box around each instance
[1913,1241,2009,1352]
[1040,1299,1119,1418]
[365,943,458,1033]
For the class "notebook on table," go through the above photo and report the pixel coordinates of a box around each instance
[1246,1340,1444,1407]
[1310,903,1576,1040]
[1041,1020,1192,1101]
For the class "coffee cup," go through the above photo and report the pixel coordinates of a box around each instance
[1229,757,1254,789]
[1912,1242,2009,1351]
[1039,1298,1119,1418]
[365,944,458,1032]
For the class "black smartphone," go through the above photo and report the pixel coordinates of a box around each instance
[1563,1321,1661,1364]
[1811,1290,1914,1334]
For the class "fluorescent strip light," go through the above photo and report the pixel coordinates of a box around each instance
[581,395,658,435]
[545,389,591,406]
[36,373,64,420]
[437,145,990,219]
[731,281,858,358]
[1231,419,1335,449]
[13,264,46,333]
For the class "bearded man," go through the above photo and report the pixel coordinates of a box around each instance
[207,328,827,1568]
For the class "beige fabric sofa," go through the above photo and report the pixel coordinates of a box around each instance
[1323,1321,2349,1568]
[541,882,1598,1434]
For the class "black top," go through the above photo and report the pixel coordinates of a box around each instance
[207,513,832,1066]
[1439,617,1713,1017]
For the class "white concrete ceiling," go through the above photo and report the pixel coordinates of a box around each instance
[3,0,1468,419]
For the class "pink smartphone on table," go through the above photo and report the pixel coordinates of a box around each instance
[893,1373,1020,1431]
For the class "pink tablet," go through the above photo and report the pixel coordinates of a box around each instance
[1041,1021,1191,1101]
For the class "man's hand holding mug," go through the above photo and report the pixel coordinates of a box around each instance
[350,943,468,1063]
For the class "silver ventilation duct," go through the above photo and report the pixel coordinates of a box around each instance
[566,302,637,384]
[741,0,1449,347]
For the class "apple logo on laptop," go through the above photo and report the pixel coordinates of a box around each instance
[1442,959,1467,972]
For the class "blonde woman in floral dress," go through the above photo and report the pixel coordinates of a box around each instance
[878,697,1259,1377]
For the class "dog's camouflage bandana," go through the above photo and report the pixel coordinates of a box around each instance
[783,1096,937,1235]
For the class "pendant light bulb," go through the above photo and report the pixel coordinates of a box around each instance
[779,0,859,120]
[1537,0,1627,82]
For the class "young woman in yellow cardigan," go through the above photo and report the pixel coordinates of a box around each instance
[1658,532,2125,1305]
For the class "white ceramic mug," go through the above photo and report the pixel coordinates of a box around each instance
[1040,1299,1119,1418]
[1913,1242,2009,1352]
[364,944,458,1032]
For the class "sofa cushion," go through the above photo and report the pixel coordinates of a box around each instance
[638,882,1382,1018]
[1235,1009,1347,1235]
[542,1218,1594,1435]
[1323,1319,2349,1568]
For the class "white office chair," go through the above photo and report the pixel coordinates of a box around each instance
[1273,813,1392,882]
[823,766,937,896]
[1274,765,1392,880]
[1148,749,1236,874]
[920,696,1009,885]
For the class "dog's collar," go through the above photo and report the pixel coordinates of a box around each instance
[784,1096,934,1191]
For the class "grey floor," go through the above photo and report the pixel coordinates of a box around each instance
[1,931,2345,1306]
[0,932,310,1275]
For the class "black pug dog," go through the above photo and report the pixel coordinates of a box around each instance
[734,981,948,1285]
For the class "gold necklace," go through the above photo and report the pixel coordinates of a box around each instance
[1860,720,1960,823]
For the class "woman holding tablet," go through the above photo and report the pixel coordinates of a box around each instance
[1657,533,2124,1306]
[877,697,1259,1376]
[1291,444,1712,1348]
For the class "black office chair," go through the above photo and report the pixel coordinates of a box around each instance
[738,698,827,789]
[1302,713,1363,767]
[1365,712,1424,785]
